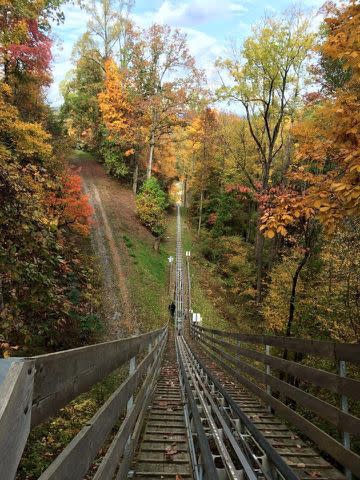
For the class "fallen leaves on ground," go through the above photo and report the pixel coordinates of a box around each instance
[165,445,178,461]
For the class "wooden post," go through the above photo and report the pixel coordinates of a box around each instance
[147,341,152,374]
[0,360,34,480]
[265,345,272,412]
[339,360,352,480]
[127,357,136,413]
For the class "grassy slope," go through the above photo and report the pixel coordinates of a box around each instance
[121,233,169,331]
[121,204,230,333]
[73,148,235,333]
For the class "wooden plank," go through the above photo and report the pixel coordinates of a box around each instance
[197,337,360,477]
[0,360,34,480]
[38,333,166,480]
[201,330,360,401]
[31,327,165,426]
[195,325,360,364]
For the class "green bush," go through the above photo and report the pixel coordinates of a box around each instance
[101,138,129,178]
[136,178,168,237]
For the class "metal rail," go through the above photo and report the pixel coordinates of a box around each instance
[175,204,185,333]
[192,323,360,478]
[176,336,220,480]
[173,207,300,480]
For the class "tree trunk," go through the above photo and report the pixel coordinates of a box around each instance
[147,131,155,179]
[282,248,311,372]
[286,250,310,337]
[197,190,203,237]
[281,250,310,405]
[183,176,188,208]
[153,236,161,252]
[255,165,270,303]
[132,160,138,194]
[255,226,265,304]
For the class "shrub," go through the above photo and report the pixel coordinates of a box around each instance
[101,139,129,178]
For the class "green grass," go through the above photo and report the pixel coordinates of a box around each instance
[119,206,222,334]
[71,149,96,162]
[124,237,170,332]
[122,234,133,249]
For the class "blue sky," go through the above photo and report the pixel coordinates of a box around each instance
[49,0,325,106]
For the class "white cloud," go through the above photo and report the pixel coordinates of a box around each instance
[155,0,246,27]
[142,0,247,27]
[47,0,247,106]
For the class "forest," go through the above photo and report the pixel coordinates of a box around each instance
[0,0,359,361]
[0,1,359,478]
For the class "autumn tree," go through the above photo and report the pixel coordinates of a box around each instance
[262,217,360,343]
[260,0,360,338]
[260,186,321,338]
[0,1,98,352]
[81,0,134,64]
[136,177,169,248]
[292,1,360,231]
[0,1,55,118]
[0,80,95,351]
[133,24,203,179]
[217,10,314,301]
[60,0,135,150]
[98,58,146,191]
[60,36,104,150]
[187,109,221,235]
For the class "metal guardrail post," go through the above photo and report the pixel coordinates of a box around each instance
[168,256,174,297]
[127,356,136,413]
[339,360,352,480]
[185,251,191,319]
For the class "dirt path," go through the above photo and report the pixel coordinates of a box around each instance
[75,154,153,339]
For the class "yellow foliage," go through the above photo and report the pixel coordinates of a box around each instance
[98,59,129,135]
[0,83,52,162]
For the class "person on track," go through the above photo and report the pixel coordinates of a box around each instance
[168,301,176,319]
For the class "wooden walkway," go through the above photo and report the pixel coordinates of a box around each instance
[130,329,193,479]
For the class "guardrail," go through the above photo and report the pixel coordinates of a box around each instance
[0,326,167,480]
[191,323,360,478]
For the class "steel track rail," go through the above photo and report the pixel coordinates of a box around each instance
[178,335,256,480]
[175,207,259,479]
[175,205,184,333]
[173,206,300,480]
[186,338,301,480]
[176,335,220,480]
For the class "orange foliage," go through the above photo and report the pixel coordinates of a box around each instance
[49,172,93,235]
[98,58,145,152]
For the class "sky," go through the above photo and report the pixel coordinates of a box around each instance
[48,0,325,107]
